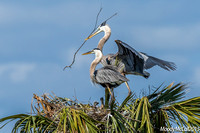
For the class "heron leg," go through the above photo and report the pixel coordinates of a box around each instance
[108,87,113,99]
[122,73,132,96]
[104,88,110,109]
[125,82,132,96]
[111,88,114,98]
[106,86,115,106]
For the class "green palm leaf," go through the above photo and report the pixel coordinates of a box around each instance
[1,82,200,132]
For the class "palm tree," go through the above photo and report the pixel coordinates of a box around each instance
[1,82,200,132]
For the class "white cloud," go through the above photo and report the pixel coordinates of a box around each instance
[131,23,200,50]
[0,63,36,83]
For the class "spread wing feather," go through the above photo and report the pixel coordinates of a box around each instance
[140,52,176,71]
[114,40,145,74]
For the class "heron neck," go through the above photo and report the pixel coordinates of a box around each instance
[97,31,111,51]
[90,53,102,79]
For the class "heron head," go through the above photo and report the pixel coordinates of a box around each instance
[85,21,110,40]
[82,48,102,58]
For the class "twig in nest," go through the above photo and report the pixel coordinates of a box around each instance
[63,8,102,70]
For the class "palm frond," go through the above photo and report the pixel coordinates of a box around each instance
[149,82,187,110]
[165,97,200,128]
[117,92,135,111]
[1,82,200,133]
[0,114,56,132]
[105,111,136,133]
[54,107,101,133]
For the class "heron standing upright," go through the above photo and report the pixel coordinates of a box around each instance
[82,48,129,108]
[85,21,176,95]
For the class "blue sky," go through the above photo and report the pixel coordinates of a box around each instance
[1,0,200,131]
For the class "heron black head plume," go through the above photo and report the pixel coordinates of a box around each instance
[93,48,101,51]
[99,13,117,28]
[100,21,106,27]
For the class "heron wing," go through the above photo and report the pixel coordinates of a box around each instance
[115,40,143,59]
[140,52,176,71]
[114,40,144,74]
[95,66,129,84]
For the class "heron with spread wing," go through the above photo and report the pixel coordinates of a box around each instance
[82,48,129,108]
[85,21,176,95]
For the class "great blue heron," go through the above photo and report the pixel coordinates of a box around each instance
[82,48,129,108]
[85,22,176,95]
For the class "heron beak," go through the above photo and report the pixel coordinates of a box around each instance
[82,50,93,55]
[85,28,101,40]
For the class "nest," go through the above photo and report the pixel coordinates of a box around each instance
[32,94,109,126]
